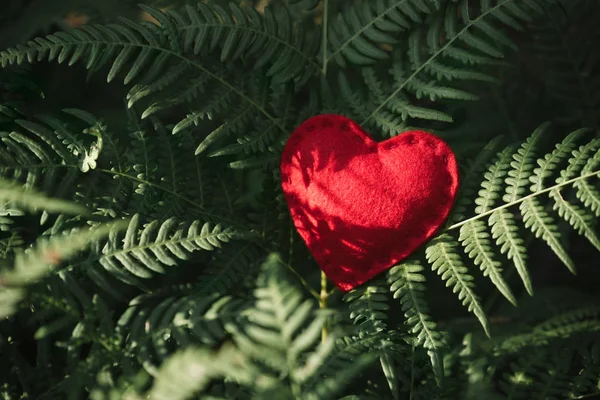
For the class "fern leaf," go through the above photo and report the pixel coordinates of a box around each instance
[550,139,600,251]
[474,147,514,214]
[344,279,389,336]
[489,126,546,295]
[504,124,546,203]
[459,219,516,305]
[387,261,445,381]
[360,0,546,129]
[0,219,127,318]
[520,197,575,273]
[92,214,241,285]
[575,146,600,217]
[327,0,435,66]
[489,208,531,296]
[0,177,87,216]
[452,136,504,223]
[529,128,587,192]
[425,234,490,337]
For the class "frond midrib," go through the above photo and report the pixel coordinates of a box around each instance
[438,244,482,312]
[401,266,439,350]
[179,23,321,71]
[1,39,285,133]
[448,168,600,231]
[325,0,415,63]
[462,220,510,299]
[200,243,254,292]
[361,0,517,126]
[88,226,237,264]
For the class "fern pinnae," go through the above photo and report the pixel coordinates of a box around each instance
[451,136,504,223]
[520,198,575,274]
[93,214,240,284]
[490,126,546,296]
[575,149,600,217]
[474,146,514,215]
[361,0,543,127]
[178,3,320,77]
[504,124,547,204]
[550,139,600,251]
[518,130,582,273]
[326,0,436,66]
[387,261,445,382]
[530,128,588,193]
[0,178,88,216]
[344,279,389,336]
[425,234,490,337]
[459,219,516,305]
[0,12,289,135]
[489,208,531,296]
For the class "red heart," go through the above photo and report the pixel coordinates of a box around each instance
[280,115,459,292]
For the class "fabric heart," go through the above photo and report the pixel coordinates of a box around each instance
[280,114,459,292]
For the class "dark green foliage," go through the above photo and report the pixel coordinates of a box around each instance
[1,0,600,399]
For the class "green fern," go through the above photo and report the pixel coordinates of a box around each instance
[326,0,438,66]
[87,213,245,286]
[2,1,600,400]
[387,260,445,382]
[0,218,127,318]
[529,1,600,131]
[337,0,547,136]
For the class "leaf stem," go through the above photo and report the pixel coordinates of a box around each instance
[320,270,328,342]
[321,0,329,76]
[281,260,320,300]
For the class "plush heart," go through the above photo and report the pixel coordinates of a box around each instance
[280,114,459,292]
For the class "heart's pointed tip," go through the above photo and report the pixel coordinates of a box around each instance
[334,280,357,293]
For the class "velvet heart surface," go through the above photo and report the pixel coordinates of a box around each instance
[280,114,460,292]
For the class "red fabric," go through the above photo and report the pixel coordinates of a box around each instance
[280,115,459,292]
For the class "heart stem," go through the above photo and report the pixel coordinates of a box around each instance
[319,270,328,342]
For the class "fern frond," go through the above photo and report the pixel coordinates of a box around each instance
[234,254,323,370]
[487,126,547,296]
[459,219,516,305]
[445,125,600,350]
[387,260,445,382]
[0,219,126,318]
[358,0,546,134]
[229,253,376,398]
[530,1,600,131]
[549,139,600,252]
[425,234,490,337]
[144,344,260,400]
[344,279,389,336]
[118,287,246,367]
[197,243,264,295]
[0,177,87,216]
[87,214,243,286]
[0,3,319,85]
[326,0,437,66]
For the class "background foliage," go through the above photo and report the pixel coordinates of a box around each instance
[1,0,600,399]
